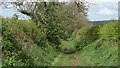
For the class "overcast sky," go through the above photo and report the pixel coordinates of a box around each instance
[0,0,119,21]
[88,2,118,21]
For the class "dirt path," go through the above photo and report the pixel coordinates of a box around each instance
[62,54,69,66]
[71,53,80,66]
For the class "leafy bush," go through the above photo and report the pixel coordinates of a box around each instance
[72,27,91,42]
[18,20,47,46]
[2,19,27,66]
[76,40,92,51]
[99,21,118,41]
[59,39,78,54]
[71,27,93,50]
[71,24,103,51]
[2,18,58,66]
[86,25,101,41]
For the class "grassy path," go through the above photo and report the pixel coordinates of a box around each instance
[51,54,63,65]
[52,52,81,66]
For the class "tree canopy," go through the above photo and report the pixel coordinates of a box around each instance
[10,1,91,45]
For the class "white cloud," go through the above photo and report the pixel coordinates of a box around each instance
[99,8,116,15]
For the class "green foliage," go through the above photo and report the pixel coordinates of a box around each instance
[76,40,91,51]
[73,25,100,43]
[72,27,91,42]
[19,20,47,45]
[86,25,100,41]
[59,3,90,36]
[71,26,92,50]
[30,2,90,45]
[53,38,118,66]
[59,39,79,54]
[1,2,118,66]
[31,3,63,45]
[2,19,27,66]
[78,39,118,66]
[2,18,58,66]
[74,25,101,51]
[99,21,118,41]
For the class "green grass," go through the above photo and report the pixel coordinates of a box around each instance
[52,54,63,66]
[52,53,76,66]
[52,39,118,66]
[78,39,118,66]
[0,58,1,68]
